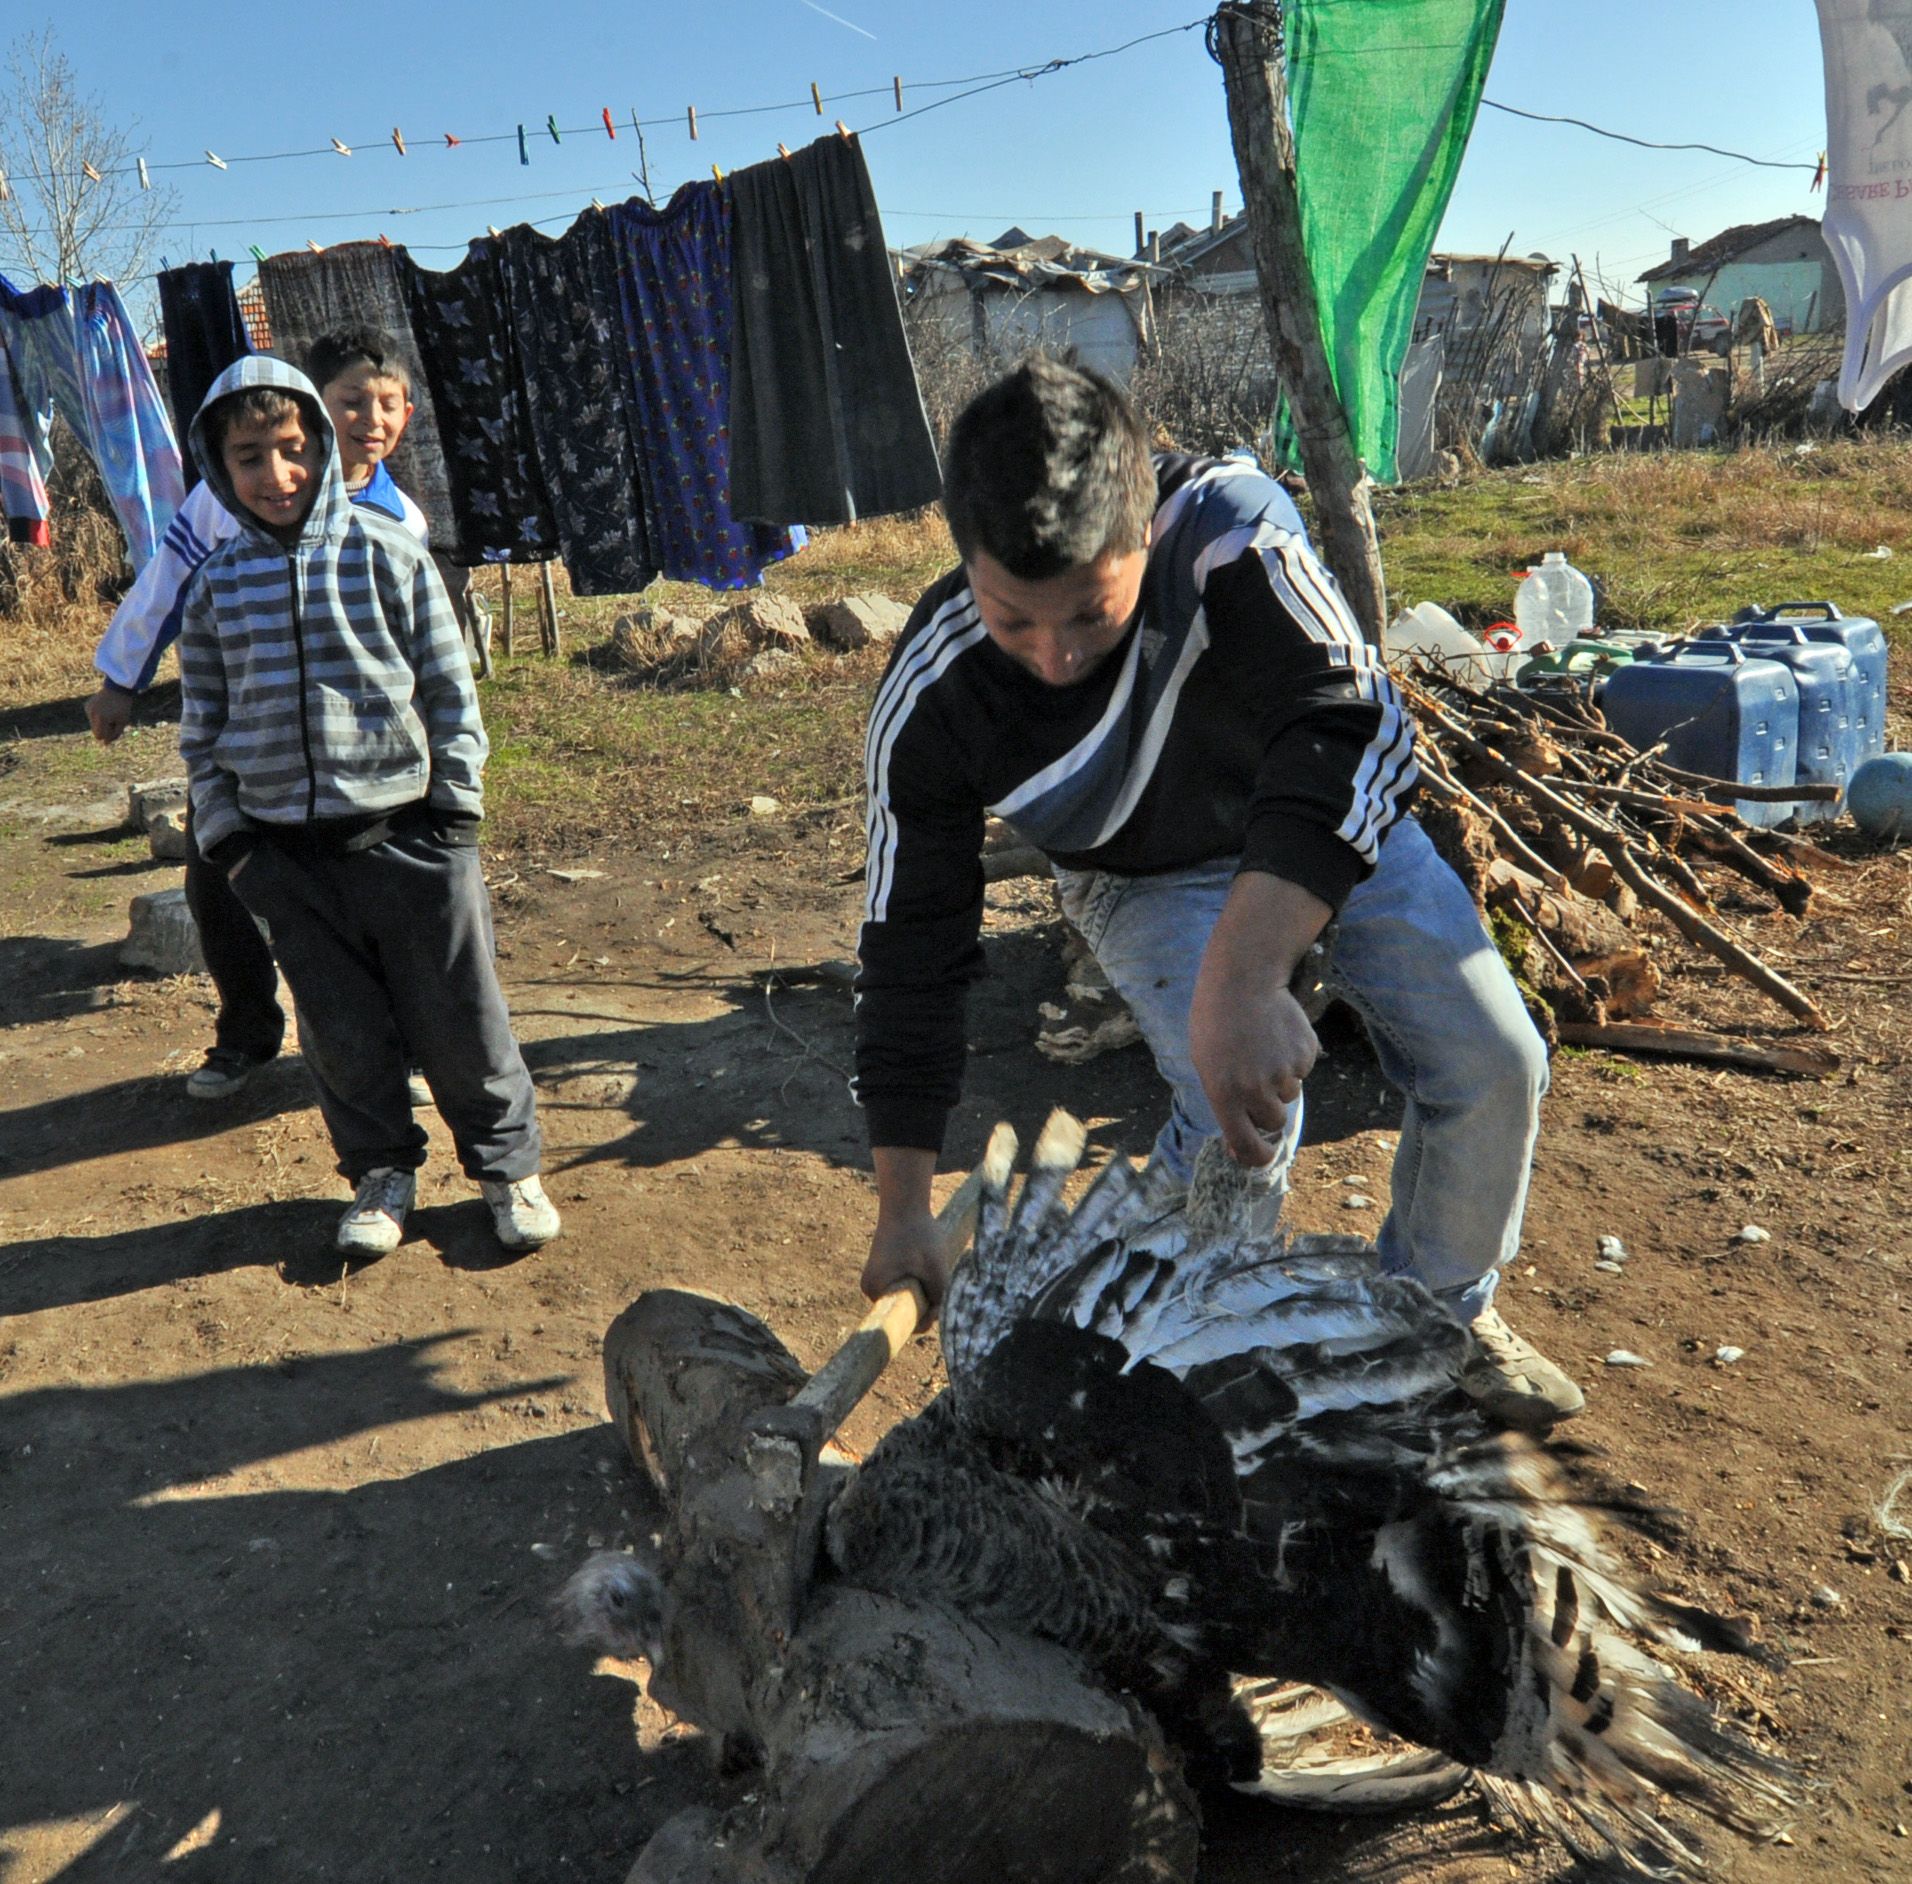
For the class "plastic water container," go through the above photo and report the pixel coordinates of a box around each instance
[1732,602,1887,769]
[1698,620,1856,824]
[1386,601,1523,683]
[1514,552,1596,643]
[1600,640,1800,828]
[1516,638,1640,690]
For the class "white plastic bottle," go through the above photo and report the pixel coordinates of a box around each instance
[1514,551,1596,642]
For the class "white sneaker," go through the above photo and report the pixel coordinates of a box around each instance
[406,1071,433,1111]
[337,1167,416,1255]
[481,1175,561,1250]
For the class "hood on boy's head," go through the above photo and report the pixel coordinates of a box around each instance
[188,354,346,541]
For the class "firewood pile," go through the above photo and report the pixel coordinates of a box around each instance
[1400,658,1843,1077]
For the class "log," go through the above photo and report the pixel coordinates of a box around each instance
[1556,1020,1840,1078]
[603,1278,1197,1879]
[1215,5,1388,642]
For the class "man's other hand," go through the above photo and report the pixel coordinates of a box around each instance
[85,686,134,745]
[861,1210,954,1315]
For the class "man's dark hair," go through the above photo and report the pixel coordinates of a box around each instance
[202,385,302,458]
[942,353,1156,579]
[305,327,411,395]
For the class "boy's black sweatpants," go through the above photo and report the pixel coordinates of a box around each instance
[226,824,541,1183]
[184,806,285,1063]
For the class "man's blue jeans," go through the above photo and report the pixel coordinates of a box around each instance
[1053,816,1548,1322]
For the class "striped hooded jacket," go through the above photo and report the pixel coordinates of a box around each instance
[856,452,1419,1151]
[177,355,484,857]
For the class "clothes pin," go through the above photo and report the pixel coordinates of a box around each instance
[777,143,791,160]
[0,168,11,202]
[249,245,265,262]
[81,160,101,182]
[894,75,903,112]
[331,137,352,156]
[546,115,562,144]
[602,107,616,139]
[711,163,724,183]
[687,104,698,140]
[205,150,227,169]
[391,127,407,155]
[834,120,851,142]
[538,561,560,657]
[500,563,514,656]
[445,132,462,147]
[306,239,323,253]
[811,81,823,115]
[517,124,529,165]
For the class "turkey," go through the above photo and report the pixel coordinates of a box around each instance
[819,1112,1797,1878]
[563,1112,1797,1879]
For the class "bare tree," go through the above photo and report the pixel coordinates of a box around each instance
[0,30,176,288]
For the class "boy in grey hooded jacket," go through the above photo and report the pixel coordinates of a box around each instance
[178,355,558,1256]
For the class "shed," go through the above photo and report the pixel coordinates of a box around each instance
[895,233,1155,383]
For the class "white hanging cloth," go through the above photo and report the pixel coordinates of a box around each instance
[1817,0,1912,409]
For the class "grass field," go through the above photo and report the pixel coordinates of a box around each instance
[3,442,1907,854]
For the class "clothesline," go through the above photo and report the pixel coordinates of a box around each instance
[5,19,1214,190]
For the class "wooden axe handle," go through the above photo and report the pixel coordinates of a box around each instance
[790,1164,987,1442]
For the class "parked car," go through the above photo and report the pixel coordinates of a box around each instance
[1652,286,1731,355]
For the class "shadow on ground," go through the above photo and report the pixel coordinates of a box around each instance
[0,1340,688,1884]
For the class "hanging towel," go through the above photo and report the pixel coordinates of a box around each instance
[0,334,51,545]
[397,242,556,565]
[0,276,88,492]
[257,242,457,545]
[1816,0,1912,409]
[157,261,251,484]
[75,283,185,569]
[604,184,801,588]
[727,133,941,524]
[490,214,656,595]
[1288,0,1506,482]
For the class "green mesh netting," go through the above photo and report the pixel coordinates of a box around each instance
[1286,0,1505,482]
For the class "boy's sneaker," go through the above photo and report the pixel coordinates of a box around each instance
[1461,1306,1586,1432]
[481,1175,561,1251]
[337,1167,416,1256]
[406,1071,433,1111]
[186,1047,267,1101]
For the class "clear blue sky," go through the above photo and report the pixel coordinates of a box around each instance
[8,1,1829,319]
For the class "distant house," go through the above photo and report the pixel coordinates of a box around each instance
[894,229,1155,382]
[1636,218,1843,334]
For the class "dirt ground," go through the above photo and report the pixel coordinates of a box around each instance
[2,689,1910,1884]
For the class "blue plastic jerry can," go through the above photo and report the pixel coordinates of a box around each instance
[1698,619,1856,822]
[1732,602,1887,772]
[1601,640,1801,827]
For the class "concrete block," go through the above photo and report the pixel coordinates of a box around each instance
[121,885,206,976]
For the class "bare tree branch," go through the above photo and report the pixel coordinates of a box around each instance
[0,29,177,292]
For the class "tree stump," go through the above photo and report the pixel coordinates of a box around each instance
[602,1291,1199,1884]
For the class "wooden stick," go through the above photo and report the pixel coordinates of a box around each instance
[788,1166,986,1443]
[500,562,514,656]
[538,560,561,657]
[1417,764,1570,891]
[1557,1021,1839,1077]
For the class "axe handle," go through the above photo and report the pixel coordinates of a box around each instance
[790,1164,987,1441]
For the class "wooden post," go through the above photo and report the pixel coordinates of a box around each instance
[538,560,560,657]
[1213,2,1388,645]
